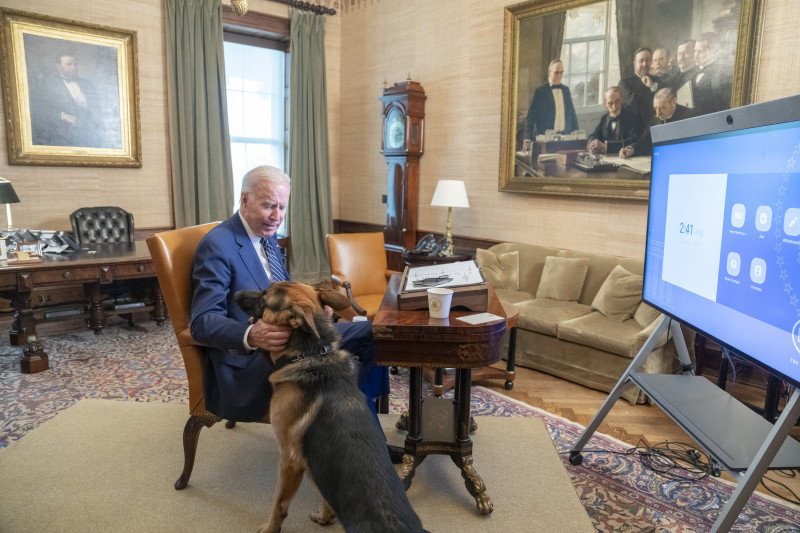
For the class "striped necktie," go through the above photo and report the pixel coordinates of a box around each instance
[261,238,287,282]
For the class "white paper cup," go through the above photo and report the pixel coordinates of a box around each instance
[427,287,454,318]
[352,315,368,322]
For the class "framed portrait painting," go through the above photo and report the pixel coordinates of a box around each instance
[0,9,141,167]
[499,0,764,200]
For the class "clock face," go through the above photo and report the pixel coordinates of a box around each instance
[386,108,405,149]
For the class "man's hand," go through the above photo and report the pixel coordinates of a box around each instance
[247,319,291,352]
[587,139,606,154]
[619,146,634,159]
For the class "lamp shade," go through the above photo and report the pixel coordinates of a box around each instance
[0,179,20,204]
[430,179,469,208]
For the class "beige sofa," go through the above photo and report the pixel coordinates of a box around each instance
[477,243,693,404]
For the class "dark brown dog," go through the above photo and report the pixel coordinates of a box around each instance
[235,281,427,533]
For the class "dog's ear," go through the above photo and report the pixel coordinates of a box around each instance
[287,304,320,338]
[234,290,265,317]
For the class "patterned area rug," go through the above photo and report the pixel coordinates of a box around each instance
[1,323,799,532]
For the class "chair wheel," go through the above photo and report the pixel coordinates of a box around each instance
[504,381,514,390]
[225,420,236,429]
[569,451,583,465]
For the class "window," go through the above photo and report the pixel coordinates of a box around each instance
[223,39,288,210]
[560,1,615,111]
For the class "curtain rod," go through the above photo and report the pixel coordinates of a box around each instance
[274,0,336,16]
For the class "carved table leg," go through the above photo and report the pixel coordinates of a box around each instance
[400,367,424,490]
[5,290,50,373]
[87,283,105,335]
[450,453,493,514]
[9,291,35,346]
[151,280,167,326]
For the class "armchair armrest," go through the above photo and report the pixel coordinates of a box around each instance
[385,269,401,280]
[330,273,367,317]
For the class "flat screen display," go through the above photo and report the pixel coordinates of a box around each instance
[644,96,800,386]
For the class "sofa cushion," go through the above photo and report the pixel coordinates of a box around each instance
[591,265,643,321]
[535,256,589,302]
[515,298,592,336]
[494,289,535,308]
[557,311,644,358]
[476,248,519,290]
[634,302,662,327]
[557,249,644,305]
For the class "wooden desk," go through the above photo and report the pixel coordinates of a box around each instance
[372,275,517,514]
[0,241,166,373]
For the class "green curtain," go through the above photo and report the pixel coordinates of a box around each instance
[286,10,332,284]
[165,0,234,228]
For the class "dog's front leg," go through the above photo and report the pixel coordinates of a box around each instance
[258,459,305,533]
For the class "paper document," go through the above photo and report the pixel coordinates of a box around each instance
[402,260,485,292]
[456,312,504,325]
[602,155,652,174]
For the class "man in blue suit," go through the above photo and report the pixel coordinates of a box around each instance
[190,165,389,425]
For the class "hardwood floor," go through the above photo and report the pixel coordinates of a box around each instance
[473,361,800,507]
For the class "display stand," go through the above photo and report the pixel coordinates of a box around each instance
[569,315,800,532]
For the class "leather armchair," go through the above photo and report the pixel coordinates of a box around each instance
[70,206,135,244]
[147,223,270,490]
[327,232,398,320]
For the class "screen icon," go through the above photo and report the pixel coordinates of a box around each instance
[726,252,740,276]
[785,208,800,237]
[750,258,767,284]
[755,206,772,232]
[731,204,746,228]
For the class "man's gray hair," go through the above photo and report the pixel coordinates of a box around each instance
[241,165,291,194]
[654,87,676,101]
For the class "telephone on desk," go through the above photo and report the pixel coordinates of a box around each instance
[3,229,81,254]
[406,233,449,258]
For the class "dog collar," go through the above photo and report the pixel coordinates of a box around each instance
[271,343,333,371]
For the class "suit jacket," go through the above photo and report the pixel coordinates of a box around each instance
[190,213,289,421]
[619,74,663,122]
[630,104,694,156]
[586,105,644,154]
[29,74,103,148]
[189,213,388,422]
[692,61,731,116]
[523,83,580,140]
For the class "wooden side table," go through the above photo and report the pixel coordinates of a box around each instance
[372,275,517,514]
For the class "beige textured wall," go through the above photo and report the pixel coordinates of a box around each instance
[0,0,797,250]
[334,0,800,259]
[0,0,172,231]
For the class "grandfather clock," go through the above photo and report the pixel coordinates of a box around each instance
[380,80,425,269]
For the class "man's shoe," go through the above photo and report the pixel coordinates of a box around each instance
[387,444,405,464]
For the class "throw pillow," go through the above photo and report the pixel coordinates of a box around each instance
[592,264,643,321]
[634,302,662,327]
[476,248,519,290]
[535,256,589,302]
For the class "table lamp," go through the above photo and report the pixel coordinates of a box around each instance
[0,178,20,231]
[430,179,469,257]
[0,178,19,265]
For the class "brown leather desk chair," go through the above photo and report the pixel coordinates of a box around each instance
[147,223,270,490]
[327,232,398,320]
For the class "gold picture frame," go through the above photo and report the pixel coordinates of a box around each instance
[499,0,764,200]
[0,9,141,167]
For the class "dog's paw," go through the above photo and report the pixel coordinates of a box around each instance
[310,509,336,526]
